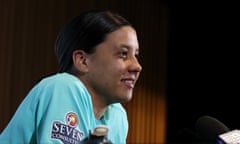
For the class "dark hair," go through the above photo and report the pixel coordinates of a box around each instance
[55,10,132,72]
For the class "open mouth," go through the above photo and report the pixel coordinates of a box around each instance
[121,79,135,89]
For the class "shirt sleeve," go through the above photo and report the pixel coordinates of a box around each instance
[0,74,93,144]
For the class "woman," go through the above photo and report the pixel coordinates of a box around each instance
[0,10,142,144]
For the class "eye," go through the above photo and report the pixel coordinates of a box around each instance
[118,50,128,59]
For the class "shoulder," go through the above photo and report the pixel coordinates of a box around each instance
[106,103,128,122]
[105,103,129,143]
[39,72,83,86]
[28,72,90,104]
[34,73,87,93]
[109,103,127,115]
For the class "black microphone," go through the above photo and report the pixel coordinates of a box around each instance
[195,115,230,143]
[174,115,240,144]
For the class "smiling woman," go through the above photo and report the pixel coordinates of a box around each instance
[0,1,167,143]
[0,10,141,144]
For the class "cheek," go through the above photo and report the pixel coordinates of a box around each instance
[106,63,125,75]
[89,57,126,78]
[102,65,121,78]
[95,65,124,84]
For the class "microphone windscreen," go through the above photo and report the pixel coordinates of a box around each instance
[195,115,230,142]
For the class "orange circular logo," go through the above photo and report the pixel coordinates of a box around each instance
[65,112,78,127]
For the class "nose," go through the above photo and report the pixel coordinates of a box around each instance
[128,56,142,73]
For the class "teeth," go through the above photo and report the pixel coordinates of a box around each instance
[124,80,134,88]
[125,80,133,84]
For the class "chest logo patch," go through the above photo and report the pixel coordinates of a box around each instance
[51,112,84,144]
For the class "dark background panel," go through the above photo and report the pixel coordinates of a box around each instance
[167,1,239,143]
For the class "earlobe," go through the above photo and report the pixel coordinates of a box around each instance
[72,50,88,72]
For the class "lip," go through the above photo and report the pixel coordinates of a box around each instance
[121,78,136,89]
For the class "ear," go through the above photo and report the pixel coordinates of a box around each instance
[72,50,89,73]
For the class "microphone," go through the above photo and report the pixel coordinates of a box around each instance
[196,116,240,144]
[195,115,230,143]
[175,115,240,144]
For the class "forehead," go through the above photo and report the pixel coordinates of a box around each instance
[103,26,139,51]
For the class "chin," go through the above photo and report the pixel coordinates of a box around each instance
[120,95,133,103]
[111,92,133,104]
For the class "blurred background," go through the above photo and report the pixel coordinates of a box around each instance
[0,0,167,143]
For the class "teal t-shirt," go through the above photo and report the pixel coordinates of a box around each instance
[0,73,128,144]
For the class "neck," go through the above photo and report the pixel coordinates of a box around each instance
[91,92,109,119]
[73,72,108,120]
[94,107,107,120]
[91,92,109,120]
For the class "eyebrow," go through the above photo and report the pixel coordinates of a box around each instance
[119,44,140,54]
